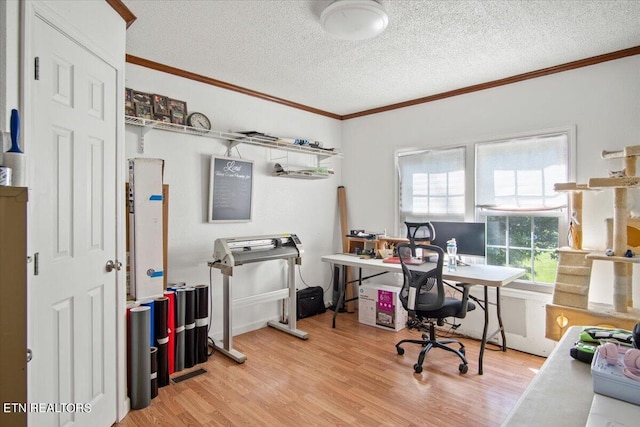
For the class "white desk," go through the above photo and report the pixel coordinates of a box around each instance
[321,254,525,374]
[503,326,640,426]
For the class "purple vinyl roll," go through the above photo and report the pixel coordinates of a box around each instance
[154,296,169,387]
[184,287,196,368]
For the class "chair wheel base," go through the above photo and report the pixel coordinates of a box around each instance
[413,364,423,373]
[396,346,405,355]
[459,363,468,374]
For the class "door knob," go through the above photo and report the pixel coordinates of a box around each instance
[105,260,122,272]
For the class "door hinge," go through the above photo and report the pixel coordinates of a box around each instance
[34,57,39,80]
[34,252,39,276]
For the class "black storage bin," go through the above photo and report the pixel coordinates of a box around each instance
[297,286,326,319]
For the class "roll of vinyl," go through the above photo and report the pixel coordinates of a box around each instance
[175,288,187,372]
[150,346,158,399]
[154,296,170,387]
[164,291,176,374]
[129,306,151,410]
[184,287,196,368]
[141,300,155,347]
[195,284,209,364]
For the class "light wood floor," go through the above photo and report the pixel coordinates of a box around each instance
[117,311,545,426]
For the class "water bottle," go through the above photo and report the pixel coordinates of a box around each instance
[446,238,457,271]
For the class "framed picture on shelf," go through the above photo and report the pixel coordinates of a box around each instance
[153,114,171,123]
[133,91,151,107]
[153,94,170,116]
[169,99,187,125]
[125,88,133,109]
[135,103,152,119]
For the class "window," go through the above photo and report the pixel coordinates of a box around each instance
[397,146,465,229]
[476,131,572,284]
[396,129,572,285]
[485,215,560,283]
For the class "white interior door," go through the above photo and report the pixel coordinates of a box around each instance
[28,15,117,427]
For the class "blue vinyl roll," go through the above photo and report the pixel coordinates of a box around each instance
[141,300,155,347]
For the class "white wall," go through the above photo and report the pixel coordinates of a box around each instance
[125,64,343,337]
[344,56,640,355]
[0,0,20,133]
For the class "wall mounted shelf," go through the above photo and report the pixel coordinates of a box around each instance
[125,116,343,162]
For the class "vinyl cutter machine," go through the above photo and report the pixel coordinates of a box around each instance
[210,233,308,363]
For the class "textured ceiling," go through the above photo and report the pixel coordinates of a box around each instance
[123,0,640,117]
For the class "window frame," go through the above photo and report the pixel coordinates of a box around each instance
[396,145,467,232]
[395,126,576,291]
[475,126,576,290]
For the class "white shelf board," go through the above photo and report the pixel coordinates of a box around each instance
[125,115,342,159]
[272,171,330,180]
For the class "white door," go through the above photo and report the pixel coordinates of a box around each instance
[28,15,117,427]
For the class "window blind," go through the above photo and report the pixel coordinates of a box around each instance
[398,146,465,220]
[475,133,568,211]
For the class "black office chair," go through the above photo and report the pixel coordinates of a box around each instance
[404,222,435,256]
[395,243,476,374]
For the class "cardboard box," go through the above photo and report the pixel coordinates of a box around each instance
[358,283,408,331]
[128,158,165,299]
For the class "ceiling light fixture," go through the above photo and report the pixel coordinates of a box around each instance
[320,0,389,41]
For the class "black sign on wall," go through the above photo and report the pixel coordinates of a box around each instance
[208,156,253,222]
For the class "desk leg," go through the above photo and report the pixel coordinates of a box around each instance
[479,285,489,375]
[332,265,346,328]
[496,287,507,352]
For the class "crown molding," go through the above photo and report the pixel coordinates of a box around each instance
[126,46,640,121]
[125,55,342,120]
[105,0,137,28]
[343,46,640,120]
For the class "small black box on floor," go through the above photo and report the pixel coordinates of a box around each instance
[297,286,326,319]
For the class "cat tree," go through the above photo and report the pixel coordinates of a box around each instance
[546,145,640,340]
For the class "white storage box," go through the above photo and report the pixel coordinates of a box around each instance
[128,158,165,299]
[591,346,640,406]
[358,283,408,331]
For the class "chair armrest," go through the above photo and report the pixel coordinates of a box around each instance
[454,282,473,318]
